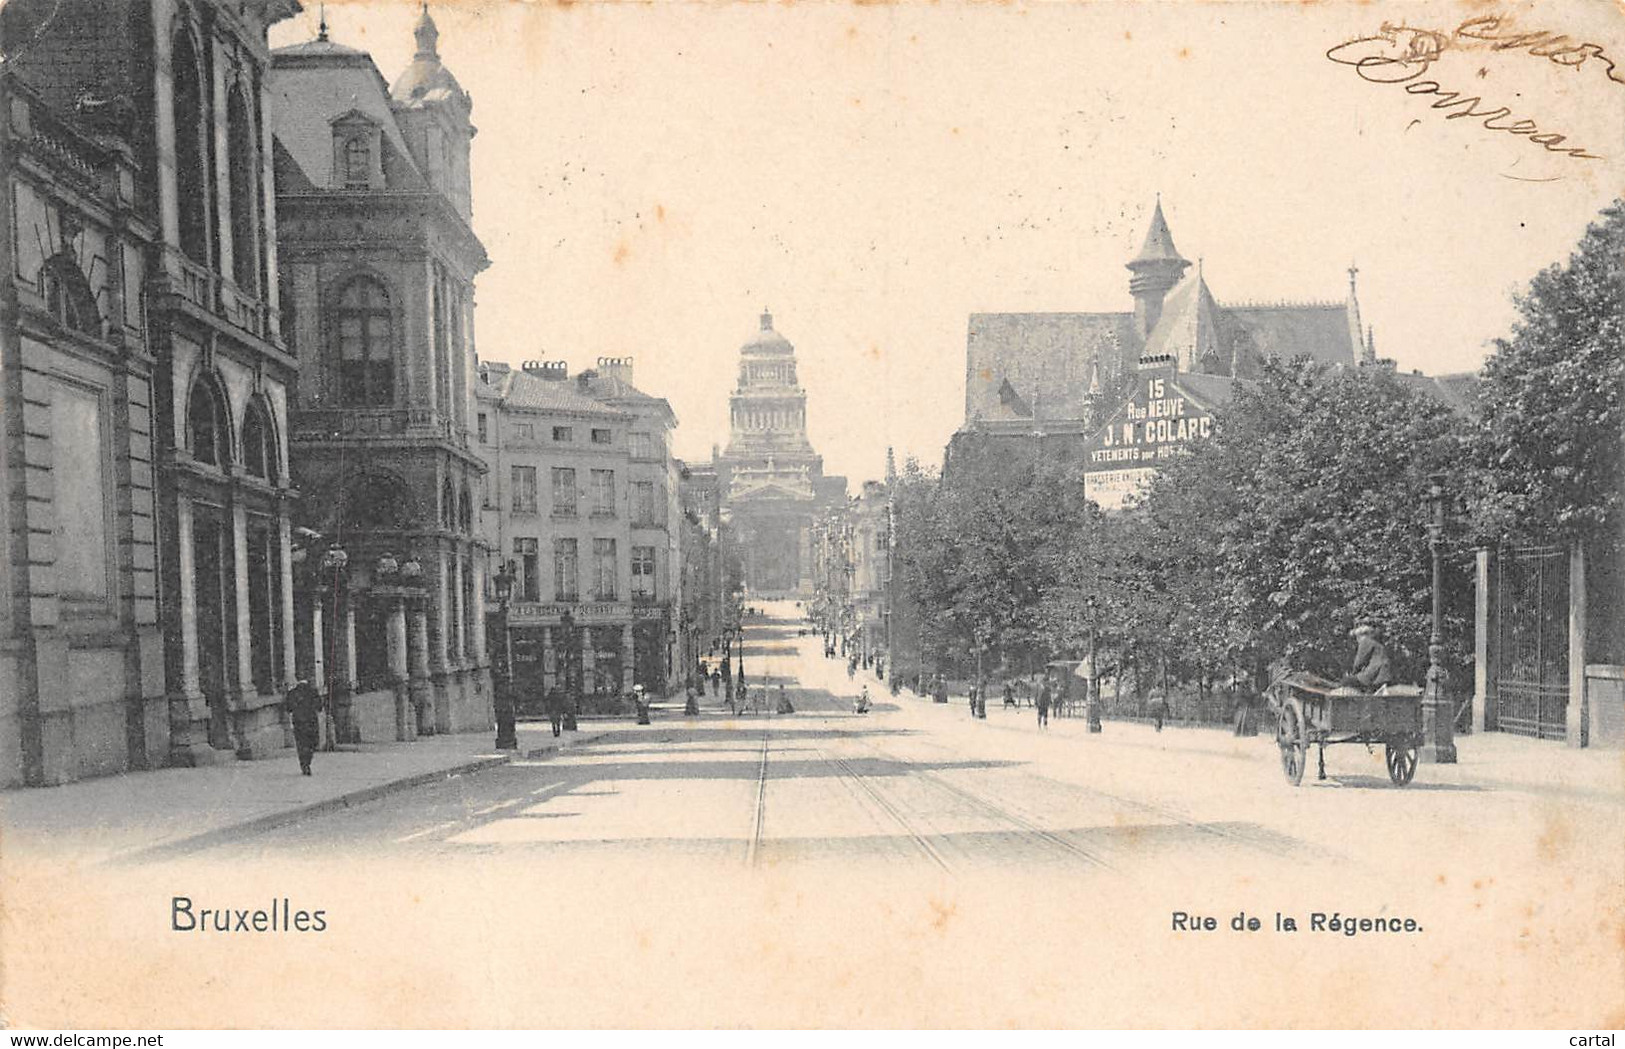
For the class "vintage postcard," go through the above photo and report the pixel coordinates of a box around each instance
[0,0,1621,1032]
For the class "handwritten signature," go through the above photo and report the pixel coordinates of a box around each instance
[1326,22,1603,162]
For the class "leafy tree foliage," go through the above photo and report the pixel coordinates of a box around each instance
[1471,200,1624,547]
[1132,359,1470,683]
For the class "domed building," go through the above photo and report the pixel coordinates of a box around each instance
[717,311,846,596]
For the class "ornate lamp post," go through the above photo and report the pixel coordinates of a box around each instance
[1420,474,1457,764]
[491,559,518,750]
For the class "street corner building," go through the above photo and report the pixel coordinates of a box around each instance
[269,8,494,744]
[1,0,303,786]
[714,310,847,597]
[473,356,684,706]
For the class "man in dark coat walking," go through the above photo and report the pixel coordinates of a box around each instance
[286,679,321,776]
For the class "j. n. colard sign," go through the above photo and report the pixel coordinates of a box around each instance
[1082,374,1218,511]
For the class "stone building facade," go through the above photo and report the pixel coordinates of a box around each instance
[270,10,492,742]
[717,311,845,596]
[580,358,683,693]
[2,0,303,783]
[475,360,653,704]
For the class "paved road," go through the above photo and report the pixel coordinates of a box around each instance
[212,602,1323,879]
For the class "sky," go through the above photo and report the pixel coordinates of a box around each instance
[272,1,1625,485]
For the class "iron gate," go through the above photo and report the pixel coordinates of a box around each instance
[1491,544,1568,740]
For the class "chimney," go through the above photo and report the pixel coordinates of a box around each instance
[596,355,634,387]
[521,360,569,381]
[576,369,596,394]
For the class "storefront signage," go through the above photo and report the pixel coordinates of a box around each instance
[1082,375,1219,511]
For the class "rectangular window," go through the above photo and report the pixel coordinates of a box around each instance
[551,467,577,517]
[629,431,653,459]
[631,545,656,600]
[591,469,615,516]
[52,382,108,601]
[553,425,573,442]
[553,538,578,601]
[514,538,540,601]
[477,413,488,444]
[632,481,656,527]
[511,466,537,513]
[591,428,612,445]
[592,538,617,600]
[514,422,534,441]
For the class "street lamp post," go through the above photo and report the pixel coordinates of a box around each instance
[560,609,578,732]
[1420,474,1457,764]
[491,559,518,750]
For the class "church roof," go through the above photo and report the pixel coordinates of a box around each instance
[1142,271,1224,370]
[1222,301,1360,367]
[964,311,1141,425]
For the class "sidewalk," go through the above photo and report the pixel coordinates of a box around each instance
[894,676,1625,804]
[0,724,612,864]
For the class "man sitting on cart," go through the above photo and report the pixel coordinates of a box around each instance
[1343,623,1393,690]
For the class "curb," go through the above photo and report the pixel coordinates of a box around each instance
[119,752,514,864]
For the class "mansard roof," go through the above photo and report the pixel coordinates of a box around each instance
[270,39,427,192]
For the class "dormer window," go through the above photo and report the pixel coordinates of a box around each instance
[330,112,382,190]
[343,137,370,188]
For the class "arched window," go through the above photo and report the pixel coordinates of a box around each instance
[343,137,370,188]
[242,400,273,479]
[441,480,456,528]
[171,33,209,264]
[40,253,99,336]
[459,484,473,532]
[226,85,258,293]
[188,379,226,467]
[334,277,393,406]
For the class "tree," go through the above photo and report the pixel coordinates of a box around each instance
[1469,198,1625,664]
[1130,358,1471,682]
[1471,199,1624,547]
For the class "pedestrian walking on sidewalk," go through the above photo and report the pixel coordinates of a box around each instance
[545,689,566,737]
[286,679,321,775]
[1037,682,1051,729]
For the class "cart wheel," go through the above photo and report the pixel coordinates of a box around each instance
[1385,737,1418,787]
[1277,699,1306,786]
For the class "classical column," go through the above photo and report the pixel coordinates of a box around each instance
[1472,547,1489,734]
[175,498,202,700]
[341,603,358,690]
[169,496,210,764]
[452,553,468,666]
[310,599,326,695]
[387,598,411,741]
[231,501,254,698]
[622,623,636,693]
[278,514,297,691]
[470,554,488,663]
[433,549,452,674]
[432,549,454,734]
[411,604,434,736]
[1567,541,1588,748]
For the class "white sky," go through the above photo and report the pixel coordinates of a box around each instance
[273,1,1625,484]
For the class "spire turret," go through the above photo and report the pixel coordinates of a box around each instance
[414,4,439,59]
[1127,198,1192,341]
